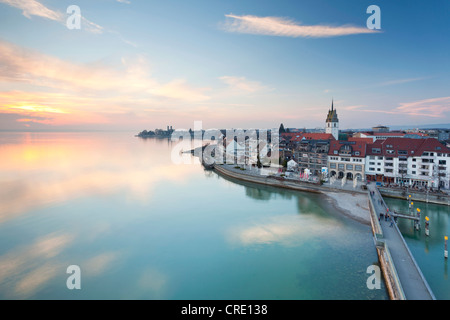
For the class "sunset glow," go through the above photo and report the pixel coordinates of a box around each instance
[0,0,448,131]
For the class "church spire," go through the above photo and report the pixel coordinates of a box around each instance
[331,98,334,111]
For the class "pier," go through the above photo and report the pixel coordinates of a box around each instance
[368,183,436,300]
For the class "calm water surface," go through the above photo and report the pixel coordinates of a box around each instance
[0,132,388,299]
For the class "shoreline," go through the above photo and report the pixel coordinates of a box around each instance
[212,164,371,225]
[323,191,371,226]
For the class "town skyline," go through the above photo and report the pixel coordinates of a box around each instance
[0,0,449,131]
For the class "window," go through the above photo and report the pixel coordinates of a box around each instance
[334,150,338,154]
[338,164,345,170]
[355,165,362,171]
[412,171,416,174]
[385,169,393,173]
[377,168,381,172]
[412,165,416,168]
[346,164,353,170]
[412,158,417,162]
[423,152,429,156]
[398,150,407,155]
[370,156,375,160]
[387,150,395,154]
[439,160,447,165]
[330,163,336,169]
[369,162,375,165]
[369,167,375,171]
[372,148,381,154]
[355,151,360,156]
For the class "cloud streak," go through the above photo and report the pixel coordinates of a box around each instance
[0,0,103,33]
[219,76,268,93]
[354,96,450,118]
[222,14,379,38]
[0,0,62,21]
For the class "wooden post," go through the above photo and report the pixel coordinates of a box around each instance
[445,236,448,259]
[425,216,430,236]
[415,207,421,231]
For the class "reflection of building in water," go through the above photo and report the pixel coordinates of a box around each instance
[245,187,273,201]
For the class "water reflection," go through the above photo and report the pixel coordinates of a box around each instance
[0,132,198,224]
[0,132,387,299]
[213,171,329,217]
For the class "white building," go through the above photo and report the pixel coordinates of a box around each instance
[365,137,450,189]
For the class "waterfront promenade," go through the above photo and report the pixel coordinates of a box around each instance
[368,183,436,300]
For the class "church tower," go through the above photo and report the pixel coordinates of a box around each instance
[325,100,339,140]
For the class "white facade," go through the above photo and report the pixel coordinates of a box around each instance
[325,121,339,140]
[365,152,450,188]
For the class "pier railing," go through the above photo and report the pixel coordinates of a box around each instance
[368,189,406,300]
[382,243,407,300]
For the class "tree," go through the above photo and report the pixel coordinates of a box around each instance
[257,154,262,168]
[279,123,286,134]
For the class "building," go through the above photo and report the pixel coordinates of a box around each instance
[325,100,339,140]
[294,139,331,176]
[328,140,367,181]
[353,131,406,142]
[372,125,389,133]
[364,137,450,189]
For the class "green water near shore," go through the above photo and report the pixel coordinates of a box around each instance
[0,132,388,299]
[384,197,450,299]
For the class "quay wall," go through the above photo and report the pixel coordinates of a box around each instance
[379,187,450,206]
[368,193,406,300]
[213,165,325,194]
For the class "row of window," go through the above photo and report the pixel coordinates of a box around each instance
[329,163,363,171]
[329,156,363,162]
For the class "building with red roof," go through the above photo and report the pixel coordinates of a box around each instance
[365,137,450,188]
[327,140,368,181]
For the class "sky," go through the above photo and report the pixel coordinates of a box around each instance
[0,0,449,131]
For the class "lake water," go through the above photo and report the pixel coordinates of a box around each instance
[384,197,450,299]
[0,132,388,300]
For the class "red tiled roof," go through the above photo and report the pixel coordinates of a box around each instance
[415,138,450,155]
[348,137,374,144]
[291,133,335,142]
[365,137,450,157]
[328,140,367,157]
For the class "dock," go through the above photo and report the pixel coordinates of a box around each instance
[368,183,435,300]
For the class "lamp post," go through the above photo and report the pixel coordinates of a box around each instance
[445,236,448,259]
[415,208,421,231]
[425,216,430,236]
